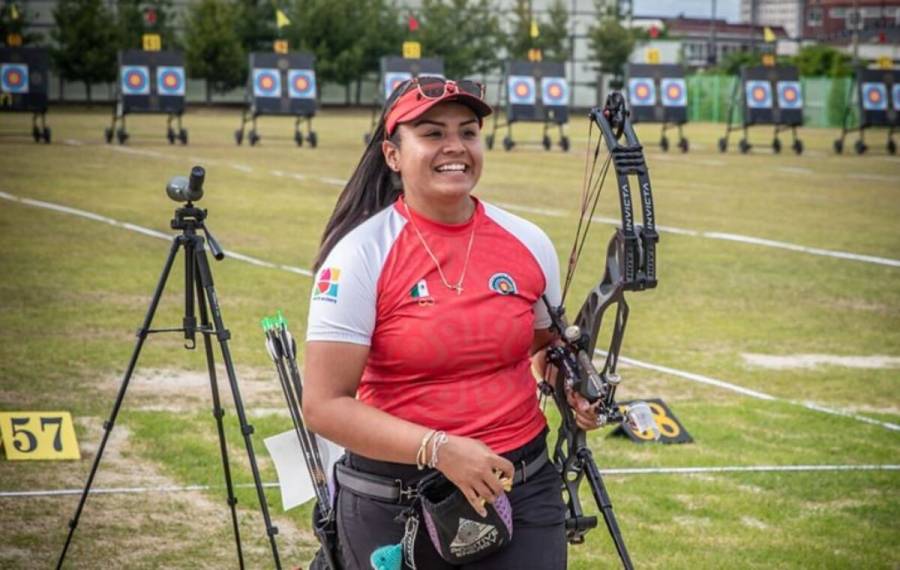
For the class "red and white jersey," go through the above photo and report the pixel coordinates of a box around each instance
[306,197,560,453]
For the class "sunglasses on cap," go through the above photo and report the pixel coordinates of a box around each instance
[387,76,486,107]
[383,77,489,138]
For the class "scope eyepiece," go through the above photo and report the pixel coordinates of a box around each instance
[166,165,205,203]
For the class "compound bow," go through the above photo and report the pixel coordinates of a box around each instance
[539,90,659,570]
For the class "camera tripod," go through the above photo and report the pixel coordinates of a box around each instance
[56,167,282,569]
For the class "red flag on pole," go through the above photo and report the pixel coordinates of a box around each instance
[408,14,420,32]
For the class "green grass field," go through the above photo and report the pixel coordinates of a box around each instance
[1,106,898,569]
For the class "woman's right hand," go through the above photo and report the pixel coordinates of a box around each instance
[436,435,515,517]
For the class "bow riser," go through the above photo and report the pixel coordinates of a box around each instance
[541,92,658,569]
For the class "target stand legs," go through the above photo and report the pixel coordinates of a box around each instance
[31,111,51,143]
[166,113,188,145]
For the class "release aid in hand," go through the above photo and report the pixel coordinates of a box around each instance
[625,401,660,440]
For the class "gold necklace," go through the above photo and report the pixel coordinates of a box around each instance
[403,199,476,296]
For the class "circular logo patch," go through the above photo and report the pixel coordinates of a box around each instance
[488,273,517,295]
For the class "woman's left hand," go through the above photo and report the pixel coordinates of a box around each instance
[566,387,602,431]
[532,345,602,431]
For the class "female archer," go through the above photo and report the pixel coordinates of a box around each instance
[303,77,600,569]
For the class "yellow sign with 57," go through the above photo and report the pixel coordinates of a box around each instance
[0,412,81,460]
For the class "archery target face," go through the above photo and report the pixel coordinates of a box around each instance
[861,82,888,111]
[628,78,656,106]
[660,78,687,107]
[121,65,150,95]
[745,80,773,109]
[156,66,185,96]
[507,75,536,105]
[288,69,316,99]
[253,68,281,98]
[893,84,900,112]
[384,71,413,100]
[541,77,569,106]
[1,63,28,94]
[776,80,802,109]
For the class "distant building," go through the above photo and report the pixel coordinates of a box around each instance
[802,0,900,41]
[652,16,789,67]
[740,0,805,39]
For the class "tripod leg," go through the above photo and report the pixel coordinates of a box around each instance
[56,237,183,569]
[193,245,283,569]
[195,271,246,569]
[580,448,634,570]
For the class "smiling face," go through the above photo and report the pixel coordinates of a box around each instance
[382,102,484,220]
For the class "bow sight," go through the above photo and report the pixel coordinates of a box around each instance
[541,91,660,570]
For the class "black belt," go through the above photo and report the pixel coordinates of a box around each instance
[336,448,549,504]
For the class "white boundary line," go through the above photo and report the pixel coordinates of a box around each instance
[496,202,900,268]
[599,464,900,475]
[611,353,900,432]
[3,464,897,498]
[0,482,279,498]
[63,138,900,268]
[2,190,898,432]
[703,232,900,268]
[0,191,312,276]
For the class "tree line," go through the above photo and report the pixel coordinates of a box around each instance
[3,0,647,103]
[1,0,856,105]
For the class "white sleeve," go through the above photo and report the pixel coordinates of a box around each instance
[531,230,561,330]
[306,242,378,346]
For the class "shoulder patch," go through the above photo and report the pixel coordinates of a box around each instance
[313,267,341,303]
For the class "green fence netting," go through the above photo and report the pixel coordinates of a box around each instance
[686,75,859,128]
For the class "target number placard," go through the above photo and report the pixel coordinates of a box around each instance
[776,80,802,109]
[121,65,151,95]
[253,68,282,98]
[1,63,28,94]
[402,41,421,59]
[0,412,81,460]
[861,82,888,111]
[541,77,568,106]
[384,71,413,100]
[745,80,773,109]
[288,69,316,99]
[142,33,161,52]
[617,399,692,444]
[660,78,687,107]
[628,77,656,106]
[157,66,185,96]
[507,75,536,105]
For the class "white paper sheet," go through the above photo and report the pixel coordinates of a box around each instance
[264,429,345,511]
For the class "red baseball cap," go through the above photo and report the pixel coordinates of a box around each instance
[384,79,493,137]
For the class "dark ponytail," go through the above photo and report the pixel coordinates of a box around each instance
[312,106,404,273]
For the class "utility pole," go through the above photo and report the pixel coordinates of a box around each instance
[751,0,758,53]
[709,0,718,66]
[571,0,577,107]
[851,0,860,65]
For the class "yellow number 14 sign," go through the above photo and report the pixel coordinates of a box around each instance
[0,412,80,460]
